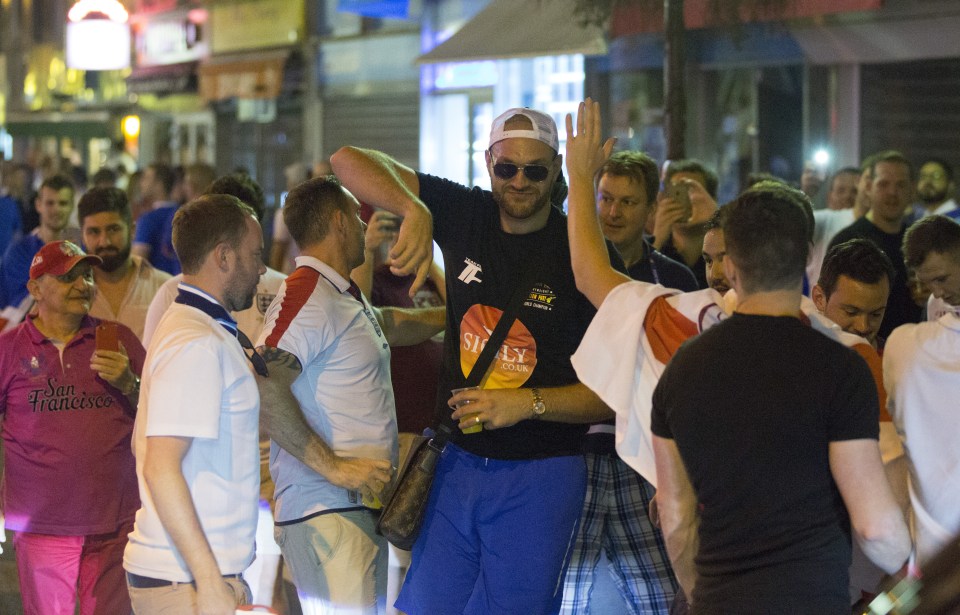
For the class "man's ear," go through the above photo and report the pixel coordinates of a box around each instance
[811,284,827,312]
[214,242,232,272]
[333,208,348,237]
[26,279,41,301]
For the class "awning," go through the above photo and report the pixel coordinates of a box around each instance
[416,0,607,65]
[790,12,960,65]
[3,110,113,140]
[127,62,198,95]
[611,0,882,38]
[199,50,289,102]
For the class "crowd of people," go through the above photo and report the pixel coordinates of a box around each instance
[0,97,957,615]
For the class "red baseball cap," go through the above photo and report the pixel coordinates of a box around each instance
[29,240,102,280]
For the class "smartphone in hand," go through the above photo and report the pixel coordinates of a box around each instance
[382,214,402,233]
[95,322,120,352]
[667,182,693,221]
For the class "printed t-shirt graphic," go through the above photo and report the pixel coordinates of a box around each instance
[459,304,537,388]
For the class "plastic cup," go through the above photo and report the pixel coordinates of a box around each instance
[362,492,382,509]
[452,386,481,434]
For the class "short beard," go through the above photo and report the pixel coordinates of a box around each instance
[224,271,258,313]
[491,189,552,223]
[920,189,948,205]
[96,245,132,273]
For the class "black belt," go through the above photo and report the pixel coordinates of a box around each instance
[126,572,243,589]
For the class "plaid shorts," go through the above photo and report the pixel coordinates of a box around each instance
[560,453,678,614]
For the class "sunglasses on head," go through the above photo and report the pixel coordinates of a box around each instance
[492,161,552,183]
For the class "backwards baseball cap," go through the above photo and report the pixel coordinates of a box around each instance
[29,240,102,280]
[489,108,559,153]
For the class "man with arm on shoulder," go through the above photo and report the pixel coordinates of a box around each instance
[332,107,614,614]
[254,176,443,614]
[123,195,266,614]
[649,187,910,612]
[561,149,687,614]
[566,100,910,612]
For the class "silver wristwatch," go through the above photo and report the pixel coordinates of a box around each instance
[531,388,546,418]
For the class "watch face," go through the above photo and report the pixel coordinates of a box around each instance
[534,401,546,415]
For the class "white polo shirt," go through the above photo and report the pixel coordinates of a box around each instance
[124,290,260,581]
[884,313,960,566]
[257,256,398,523]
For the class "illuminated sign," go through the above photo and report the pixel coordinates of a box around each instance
[65,0,131,70]
[133,9,208,67]
[68,0,129,22]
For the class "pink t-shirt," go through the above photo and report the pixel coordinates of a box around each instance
[0,315,144,534]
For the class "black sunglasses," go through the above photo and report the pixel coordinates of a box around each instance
[492,161,551,183]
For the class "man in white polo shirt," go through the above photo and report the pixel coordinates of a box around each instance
[886,214,960,569]
[123,194,266,614]
[255,175,443,614]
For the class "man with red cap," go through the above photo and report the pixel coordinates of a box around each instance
[0,239,144,615]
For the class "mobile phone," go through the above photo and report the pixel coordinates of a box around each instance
[667,182,693,220]
[95,322,120,352]
[382,214,402,232]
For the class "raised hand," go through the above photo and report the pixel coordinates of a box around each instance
[564,98,616,185]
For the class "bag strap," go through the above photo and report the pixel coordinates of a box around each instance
[431,256,539,449]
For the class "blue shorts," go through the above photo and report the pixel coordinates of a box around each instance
[395,443,587,615]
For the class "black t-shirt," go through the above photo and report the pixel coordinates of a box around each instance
[659,236,707,290]
[651,313,879,614]
[418,172,614,460]
[627,240,699,292]
[828,216,921,341]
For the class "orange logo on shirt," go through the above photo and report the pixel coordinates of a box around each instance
[460,304,537,389]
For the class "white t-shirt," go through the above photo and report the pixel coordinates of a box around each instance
[142,267,286,346]
[124,293,260,581]
[883,313,960,566]
[257,256,397,523]
[807,208,856,288]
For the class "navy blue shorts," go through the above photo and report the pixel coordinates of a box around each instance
[395,443,587,615]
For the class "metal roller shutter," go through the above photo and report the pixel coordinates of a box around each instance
[322,93,420,170]
[860,58,960,170]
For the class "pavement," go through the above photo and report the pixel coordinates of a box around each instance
[0,530,626,615]
[0,531,23,614]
